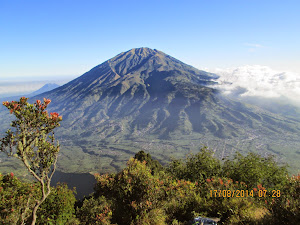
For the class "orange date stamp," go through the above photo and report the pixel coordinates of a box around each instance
[210,189,281,198]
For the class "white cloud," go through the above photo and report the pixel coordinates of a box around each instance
[210,65,300,105]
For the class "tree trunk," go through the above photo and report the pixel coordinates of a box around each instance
[31,202,40,225]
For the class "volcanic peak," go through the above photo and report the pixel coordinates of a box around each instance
[37,47,221,104]
[107,47,166,77]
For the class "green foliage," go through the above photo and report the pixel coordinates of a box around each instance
[37,183,77,224]
[167,147,221,183]
[199,176,268,224]
[0,173,77,225]
[222,152,288,189]
[0,172,37,224]
[133,208,167,225]
[264,174,300,225]
[1,144,298,225]
[94,158,167,224]
[134,150,163,175]
[88,150,298,224]
[92,157,212,224]
[76,196,113,225]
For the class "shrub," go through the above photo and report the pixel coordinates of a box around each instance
[265,174,300,224]
[222,152,288,189]
[0,173,37,224]
[167,147,221,183]
[0,173,77,224]
[76,196,113,225]
[37,183,77,224]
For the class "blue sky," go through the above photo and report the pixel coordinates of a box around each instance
[1,0,300,81]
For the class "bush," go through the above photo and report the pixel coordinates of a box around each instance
[37,183,77,224]
[167,147,221,183]
[93,158,208,224]
[76,196,113,225]
[0,172,37,224]
[222,152,288,189]
[0,173,78,224]
[265,174,300,225]
[134,150,163,175]
[94,158,167,224]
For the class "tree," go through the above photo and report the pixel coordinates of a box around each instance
[0,173,78,224]
[0,172,37,224]
[0,97,62,225]
[37,183,78,224]
[167,147,221,183]
[222,152,288,188]
[134,150,163,175]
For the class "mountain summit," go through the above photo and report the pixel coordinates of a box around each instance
[107,47,217,79]
[18,48,300,172]
[51,47,217,99]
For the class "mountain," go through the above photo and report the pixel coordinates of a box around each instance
[36,48,219,135]
[1,48,299,174]
[28,83,60,97]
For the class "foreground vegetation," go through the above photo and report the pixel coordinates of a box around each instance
[0,149,299,224]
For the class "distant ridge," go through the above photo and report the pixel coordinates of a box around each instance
[29,83,60,97]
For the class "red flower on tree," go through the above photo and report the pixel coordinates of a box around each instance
[219,178,223,185]
[13,103,19,110]
[2,101,9,106]
[43,98,51,105]
[50,112,62,121]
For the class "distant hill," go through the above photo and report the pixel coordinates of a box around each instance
[1,48,299,174]
[28,83,60,97]
[0,83,60,102]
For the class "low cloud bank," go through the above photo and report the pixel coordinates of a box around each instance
[211,65,300,106]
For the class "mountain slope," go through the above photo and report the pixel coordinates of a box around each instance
[1,48,299,174]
